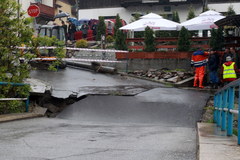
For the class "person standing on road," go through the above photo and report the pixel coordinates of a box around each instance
[81,21,89,40]
[191,48,209,88]
[208,49,220,89]
[221,56,238,85]
[61,21,68,41]
[221,48,233,64]
[230,47,240,69]
[67,21,76,41]
[91,21,98,40]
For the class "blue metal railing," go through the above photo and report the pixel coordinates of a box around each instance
[0,82,30,112]
[214,79,240,145]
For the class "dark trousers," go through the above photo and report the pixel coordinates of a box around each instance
[209,70,219,84]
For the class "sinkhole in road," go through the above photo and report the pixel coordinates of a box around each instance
[56,94,202,127]
[31,86,208,127]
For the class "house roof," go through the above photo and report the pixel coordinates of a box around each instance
[58,0,76,5]
[215,14,240,27]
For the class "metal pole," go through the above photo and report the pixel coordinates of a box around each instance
[221,90,227,131]
[0,82,28,86]
[25,97,30,112]
[238,85,240,144]
[213,95,217,123]
[217,92,222,127]
[227,87,234,136]
[101,34,106,60]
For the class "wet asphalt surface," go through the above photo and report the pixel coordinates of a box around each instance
[0,67,209,160]
[30,67,163,98]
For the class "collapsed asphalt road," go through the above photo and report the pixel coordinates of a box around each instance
[30,67,163,98]
[0,68,209,160]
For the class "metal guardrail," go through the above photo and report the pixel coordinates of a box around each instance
[0,82,30,112]
[214,78,240,145]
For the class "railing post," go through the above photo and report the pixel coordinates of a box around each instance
[238,85,240,145]
[213,95,217,123]
[227,87,234,136]
[222,90,228,131]
[217,92,222,127]
[25,97,29,112]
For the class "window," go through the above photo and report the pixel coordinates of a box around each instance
[169,0,186,2]
[164,6,171,12]
[35,0,42,3]
[142,0,159,3]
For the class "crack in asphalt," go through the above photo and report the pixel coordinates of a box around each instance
[50,149,110,160]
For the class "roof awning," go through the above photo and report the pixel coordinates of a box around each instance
[215,14,240,27]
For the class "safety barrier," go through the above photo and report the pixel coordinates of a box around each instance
[0,82,30,112]
[17,46,128,53]
[214,79,240,145]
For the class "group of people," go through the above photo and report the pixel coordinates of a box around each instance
[61,20,99,41]
[191,47,239,89]
[61,20,76,41]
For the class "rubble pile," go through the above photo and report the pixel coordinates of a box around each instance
[128,69,194,83]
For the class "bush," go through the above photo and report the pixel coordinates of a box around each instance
[177,27,191,52]
[144,26,155,52]
[114,30,127,50]
[210,28,224,51]
[96,16,106,41]
[0,0,34,113]
[76,39,88,48]
[106,35,114,43]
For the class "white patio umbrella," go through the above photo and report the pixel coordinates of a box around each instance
[180,10,225,30]
[119,13,180,31]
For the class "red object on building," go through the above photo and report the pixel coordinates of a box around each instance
[27,4,40,17]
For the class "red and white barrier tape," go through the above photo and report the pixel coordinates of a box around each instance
[20,58,125,63]
[17,46,128,53]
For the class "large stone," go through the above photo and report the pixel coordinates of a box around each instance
[163,74,172,79]
[44,103,60,113]
[177,71,185,78]
[166,76,180,83]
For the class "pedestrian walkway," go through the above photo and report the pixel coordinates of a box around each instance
[198,123,240,160]
[0,106,46,123]
[0,113,43,123]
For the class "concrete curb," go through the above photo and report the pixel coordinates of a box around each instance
[0,113,44,123]
[197,122,240,160]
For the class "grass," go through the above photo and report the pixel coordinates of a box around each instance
[233,128,238,136]
[204,106,214,111]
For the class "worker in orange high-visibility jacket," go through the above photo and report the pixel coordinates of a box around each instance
[220,56,238,86]
[191,49,209,88]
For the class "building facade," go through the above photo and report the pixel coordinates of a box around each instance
[17,0,55,25]
[54,0,77,25]
[77,0,240,23]
[17,0,77,25]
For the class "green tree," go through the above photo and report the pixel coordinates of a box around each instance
[114,30,127,50]
[172,11,180,23]
[177,27,191,52]
[114,14,127,50]
[187,6,196,20]
[202,5,209,12]
[96,16,106,41]
[209,28,224,51]
[171,11,180,37]
[144,27,155,52]
[130,13,141,23]
[226,5,236,16]
[0,0,34,113]
[114,14,122,37]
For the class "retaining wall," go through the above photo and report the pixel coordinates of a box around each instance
[73,51,192,71]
